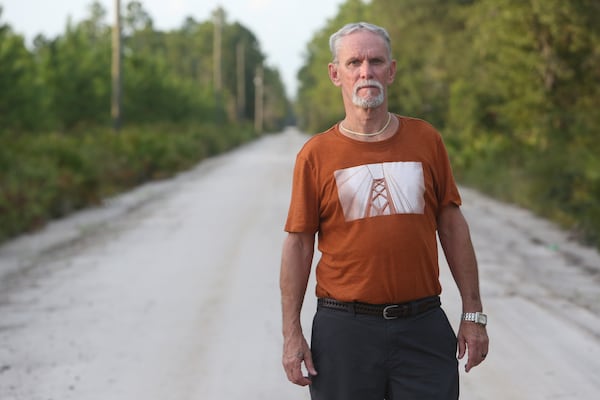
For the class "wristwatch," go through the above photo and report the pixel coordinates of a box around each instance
[462,312,488,326]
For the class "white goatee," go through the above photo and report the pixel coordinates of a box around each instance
[352,79,384,109]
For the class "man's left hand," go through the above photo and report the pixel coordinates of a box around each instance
[457,320,489,372]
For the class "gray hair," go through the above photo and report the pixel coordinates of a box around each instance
[329,22,392,63]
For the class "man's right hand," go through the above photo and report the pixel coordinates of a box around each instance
[282,332,317,386]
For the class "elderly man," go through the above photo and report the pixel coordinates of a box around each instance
[280,22,488,399]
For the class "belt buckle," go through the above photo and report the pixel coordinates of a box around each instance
[383,305,399,320]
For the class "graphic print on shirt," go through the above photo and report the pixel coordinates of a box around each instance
[334,162,425,221]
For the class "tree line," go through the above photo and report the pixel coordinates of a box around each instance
[296,0,600,248]
[0,1,290,242]
[0,1,290,132]
[1,0,599,250]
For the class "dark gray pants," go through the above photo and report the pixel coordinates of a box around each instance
[309,306,459,400]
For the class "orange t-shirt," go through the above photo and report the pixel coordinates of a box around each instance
[285,115,461,304]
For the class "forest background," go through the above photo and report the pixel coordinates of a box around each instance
[1,0,599,250]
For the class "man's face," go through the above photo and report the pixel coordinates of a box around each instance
[329,31,396,110]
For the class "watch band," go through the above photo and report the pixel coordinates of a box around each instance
[462,312,488,326]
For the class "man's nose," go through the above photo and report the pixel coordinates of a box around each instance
[359,61,374,79]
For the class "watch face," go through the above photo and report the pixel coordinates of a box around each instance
[477,313,487,325]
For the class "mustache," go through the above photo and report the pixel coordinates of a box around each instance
[353,80,384,94]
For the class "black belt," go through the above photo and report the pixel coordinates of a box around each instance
[317,296,441,320]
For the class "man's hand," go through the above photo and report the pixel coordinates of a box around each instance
[282,331,317,386]
[457,320,489,372]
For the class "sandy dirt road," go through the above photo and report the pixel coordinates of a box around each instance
[1,128,599,399]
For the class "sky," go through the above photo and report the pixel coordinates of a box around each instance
[1,0,346,98]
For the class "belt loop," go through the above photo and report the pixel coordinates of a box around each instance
[349,302,356,316]
[411,301,418,316]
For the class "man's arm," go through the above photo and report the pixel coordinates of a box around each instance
[437,204,489,372]
[280,231,318,386]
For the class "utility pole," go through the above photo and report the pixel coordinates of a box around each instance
[212,7,224,122]
[254,65,264,134]
[111,0,122,132]
[236,41,246,120]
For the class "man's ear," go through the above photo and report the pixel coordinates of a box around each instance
[387,59,397,85]
[328,63,342,87]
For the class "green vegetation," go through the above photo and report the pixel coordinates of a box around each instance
[2,0,599,250]
[296,0,600,248]
[0,2,290,243]
[0,123,255,242]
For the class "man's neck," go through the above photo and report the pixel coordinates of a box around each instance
[343,105,389,130]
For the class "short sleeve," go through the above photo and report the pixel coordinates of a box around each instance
[284,153,320,234]
[433,134,462,208]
